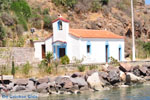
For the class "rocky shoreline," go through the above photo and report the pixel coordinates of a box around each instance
[1,63,150,96]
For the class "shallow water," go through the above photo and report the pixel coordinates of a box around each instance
[40,84,150,100]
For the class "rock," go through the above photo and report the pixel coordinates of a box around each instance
[12,85,26,92]
[99,71,110,86]
[87,72,103,91]
[38,77,50,84]
[37,83,48,93]
[126,72,145,83]
[7,82,14,90]
[144,76,150,81]
[55,76,73,89]
[139,66,148,76]
[119,63,132,72]
[26,80,36,91]
[107,67,120,84]
[99,71,108,79]
[14,79,28,86]
[120,71,126,82]
[131,65,141,76]
[85,70,98,80]
[71,72,82,78]
[70,77,87,87]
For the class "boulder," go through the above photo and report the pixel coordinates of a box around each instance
[7,82,14,90]
[12,85,26,92]
[55,76,73,89]
[139,66,148,76]
[120,71,126,82]
[14,79,28,85]
[38,77,50,84]
[87,72,103,91]
[107,67,120,84]
[99,71,110,86]
[131,65,141,76]
[37,83,48,93]
[26,80,36,91]
[119,63,132,72]
[70,77,87,86]
[85,70,98,80]
[71,72,82,78]
[126,72,145,83]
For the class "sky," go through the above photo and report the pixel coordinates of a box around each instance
[145,0,150,5]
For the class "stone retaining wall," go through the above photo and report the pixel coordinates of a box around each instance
[0,47,38,66]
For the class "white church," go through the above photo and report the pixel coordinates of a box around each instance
[33,17,125,64]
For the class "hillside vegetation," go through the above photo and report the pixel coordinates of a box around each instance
[0,0,150,59]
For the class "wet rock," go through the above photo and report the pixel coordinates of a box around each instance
[87,72,103,91]
[119,63,132,72]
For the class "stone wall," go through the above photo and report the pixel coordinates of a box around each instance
[0,47,38,66]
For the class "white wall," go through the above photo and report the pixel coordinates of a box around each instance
[67,34,81,62]
[34,41,45,60]
[67,35,125,64]
[45,37,53,53]
[80,38,125,64]
[53,21,69,42]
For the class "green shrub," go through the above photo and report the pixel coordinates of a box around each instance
[22,61,32,75]
[43,8,49,15]
[101,0,109,5]
[89,65,98,70]
[60,55,70,64]
[0,25,6,40]
[52,0,77,8]
[11,0,31,30]
[43,15,54,30]
[17,36,24,47]
[11,60,15,76]
[91,0,101,12]
[78,65,85,72]
[109,56,120,67]
[45,52,53,64]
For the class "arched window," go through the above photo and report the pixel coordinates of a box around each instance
[58,21,62,30]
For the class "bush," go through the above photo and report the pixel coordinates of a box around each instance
[52,0,77,8]
[78,65,85,72]
[22,61,32,75]
[17,36,24,47]
[91,0,101,12]
[0,25,6,40]
[11,0,32,30]
[60,55,70,64]
[109,56,120,67]
[11,60,15,76]
[43,8,49,15]
[101,0,109,5]
[89,65,98,70]
[43,15,54,30]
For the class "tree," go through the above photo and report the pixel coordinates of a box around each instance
[11,60,15,76]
